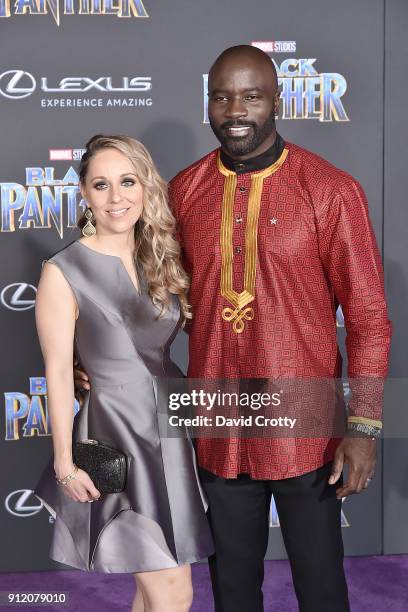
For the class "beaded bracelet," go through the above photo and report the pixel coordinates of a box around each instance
[55,464,79,486]
[347,420,382,439]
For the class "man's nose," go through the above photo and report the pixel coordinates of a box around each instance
[225,97,248,119]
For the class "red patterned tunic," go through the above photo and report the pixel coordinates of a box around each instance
[168,141,392,480]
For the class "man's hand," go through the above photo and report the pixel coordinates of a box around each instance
[328,437,377,500]
[74,358,90,401]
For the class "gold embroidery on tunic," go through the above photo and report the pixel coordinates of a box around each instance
[217,148,289,333]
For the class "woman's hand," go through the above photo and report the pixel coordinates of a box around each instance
[55,463,101,502]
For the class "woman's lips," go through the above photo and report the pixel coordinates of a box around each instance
[107,208,129,217]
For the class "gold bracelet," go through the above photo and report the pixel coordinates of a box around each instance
[55,464,78,486]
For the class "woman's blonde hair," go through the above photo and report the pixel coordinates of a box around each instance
[78,134,192,322]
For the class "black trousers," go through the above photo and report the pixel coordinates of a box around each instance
[200,461,350,612]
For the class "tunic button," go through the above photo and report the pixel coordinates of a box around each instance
[239,186,246,193]
[236,163,245,170]
[235,246,242,254]
[236,217,243,224]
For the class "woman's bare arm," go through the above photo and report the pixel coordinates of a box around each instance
[35,262,100,502]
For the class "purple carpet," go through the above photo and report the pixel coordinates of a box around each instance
[0,556,407,611]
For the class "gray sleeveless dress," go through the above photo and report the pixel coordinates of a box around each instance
[33,239,214,573]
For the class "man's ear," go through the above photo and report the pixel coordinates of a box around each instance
[274,90,281,116]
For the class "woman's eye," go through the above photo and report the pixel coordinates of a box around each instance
[92,179,136,190]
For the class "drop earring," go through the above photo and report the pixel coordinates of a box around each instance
[82,208,96,237]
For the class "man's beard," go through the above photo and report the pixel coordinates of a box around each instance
[209,110,276,157]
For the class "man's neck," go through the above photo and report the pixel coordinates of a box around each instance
[219,132,285,174]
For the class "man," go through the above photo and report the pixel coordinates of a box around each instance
[76,46,391,611]
[167,44,391,612]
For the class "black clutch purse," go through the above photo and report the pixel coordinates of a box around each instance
[73,439,128,494]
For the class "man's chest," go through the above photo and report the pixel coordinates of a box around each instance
[178,172,320,269]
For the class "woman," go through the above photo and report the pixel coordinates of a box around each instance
[33,134,214,612]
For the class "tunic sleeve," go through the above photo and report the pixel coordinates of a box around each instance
[168,177,193,334]
[315,176,392,426]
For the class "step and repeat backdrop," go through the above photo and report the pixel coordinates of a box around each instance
[1,0,407,571]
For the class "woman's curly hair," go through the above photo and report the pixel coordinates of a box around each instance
[78,134,192,323]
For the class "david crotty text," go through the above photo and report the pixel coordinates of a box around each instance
[168,415,297,429]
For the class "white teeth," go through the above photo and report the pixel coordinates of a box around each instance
[108,208,127,216]
[228,127,251,135]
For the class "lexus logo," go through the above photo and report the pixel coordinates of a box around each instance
[1,283,37,311]
[5,490,43,517]
[0,70,36,99]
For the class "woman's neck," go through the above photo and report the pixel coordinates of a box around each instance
[82,231,135,257]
